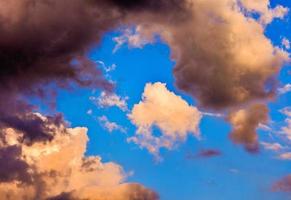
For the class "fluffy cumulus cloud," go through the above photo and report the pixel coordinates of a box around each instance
[128,82,201,156]
[273,175,291,192]
[0,115,158,200]
[228,104,269,153]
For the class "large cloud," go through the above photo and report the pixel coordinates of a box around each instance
[0,115,158,200]
[112,0,289,151]
[128,82,201,156]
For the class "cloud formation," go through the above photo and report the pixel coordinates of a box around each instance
[228,104,269,153]
[91,91,129,112]
[98,115,127,133]
[0,115,157,200]
[128,82,201,156]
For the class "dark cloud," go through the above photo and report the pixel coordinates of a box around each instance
[186,149,221,159]
[0,145,31,183]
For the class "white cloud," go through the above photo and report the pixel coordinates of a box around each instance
[282,37,290,50]
[90,91,128,112]
[278,84,291,95]
[279,107,291,140]
[113,26,155,53]
[240,0,289,25]
[260,142,283,151]
[95,60,117,73]
[98,115,127,133]
[278,152,291,160]
[128,82,202,157]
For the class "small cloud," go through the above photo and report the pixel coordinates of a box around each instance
[86,109,93,115]
[187,149,221,159]
[95,60,117,73]
[282,37,290,50]
[113,26,155,53]
[260,142,283,151]
[278,152,291,160]
[98,115,127,133]
[278,84,291,95]
[90,92,128,112]
[258,123,272,131]
[201,112,224,118]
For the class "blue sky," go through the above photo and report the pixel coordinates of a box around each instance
[51,13,291,199]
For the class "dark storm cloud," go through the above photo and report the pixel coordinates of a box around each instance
[0,145,31,183]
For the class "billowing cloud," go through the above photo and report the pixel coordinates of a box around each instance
[91,91,129,112]
[278,152,291,160]
[98,115,127,133]
[228,104,269,153]
[128,82,201,156]
[0,115,157,200]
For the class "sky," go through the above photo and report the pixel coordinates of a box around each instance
[0,0,291,200]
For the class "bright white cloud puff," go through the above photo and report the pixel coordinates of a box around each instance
[128,82,202,157]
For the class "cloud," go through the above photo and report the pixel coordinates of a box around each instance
[278,152,291,160]
[228,104,269,153]
[282,38,290,50]
[260,142,283,151]
[278,84,291,95]
[280,107,291,140]
[186,149,221,159]
[128,82,202,156]
[0,115,157,200]
[113,26,155,53]
[240,0,289,25]
[90,91,128,112]
[273,175,291,192]
[98,115,127,133]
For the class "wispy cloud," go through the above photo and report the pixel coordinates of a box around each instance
[278,84,291,95]
[90,92,128,112]
[98,115,127,133]
[260,142,283,151]
[113,26,155,53]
